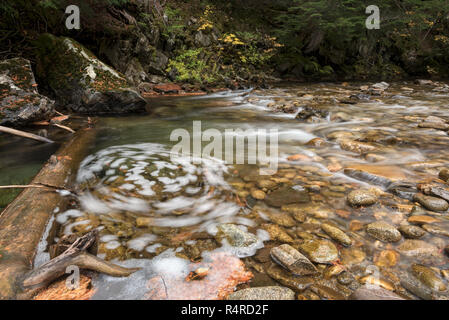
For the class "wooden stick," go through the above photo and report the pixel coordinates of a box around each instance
[0,125,54,144]
[0,185,54,190]
[52,123,75,133]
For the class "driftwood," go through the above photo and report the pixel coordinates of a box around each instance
[22,230,139,291]
[0,127,95,299]
[0,125,54,143]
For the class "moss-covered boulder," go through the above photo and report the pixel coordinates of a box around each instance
[0,58,55,126]
[35,34,146,114]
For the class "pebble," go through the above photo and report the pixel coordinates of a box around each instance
[227,286,295,300]
[397,240,439,258]
[411,264,447,292]
[422,224,449,237]
[321,223,352,246]
[366,221,402,242]
[251,189,266,200]
[349,285,404,300]
[408,215,440,225]
[439,169,449,182]
[398,225,426,239]
[298,239,339,264]
[262,224,294,243]
[374,250,400,267]
[347,189,378,207]
[266,265,314,291]
[265,186,310,208]
[216,224,258,247]
[413,193,449,212]
[270,244,319,276]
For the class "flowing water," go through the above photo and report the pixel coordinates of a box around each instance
[34,82,449,299]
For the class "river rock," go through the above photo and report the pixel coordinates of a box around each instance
[216,224,258,247]
[349,285,404,300]
[227,286,295,300]
[340,140,377,154]
[36,34,146,114]
[426,186,449,202]
[266,265,314,291]
[0,58,54,126]
[398,225,426,239]
[298,239,339,264]
[321,223,352,246]
[347,189,378,207]
[411,264,447,292]
[265,185,310,208]
[270,244,319,276]
[262,224,293,243]
[366,221,401,242]
[397,240,439,258]
[439,169,449,182]
[295,105,329,121]
[413,193,449,212]
[422,224,449,237]
[310,284,346,300]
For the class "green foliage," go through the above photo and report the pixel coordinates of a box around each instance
[274,0,449,78]
[167,48,216,84]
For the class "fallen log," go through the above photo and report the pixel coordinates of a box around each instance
[0,125,54,144]
[22,230,139,292]
[0,127,95,299]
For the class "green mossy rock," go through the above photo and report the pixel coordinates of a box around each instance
[35,34,146,114]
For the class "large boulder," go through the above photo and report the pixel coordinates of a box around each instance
[0,58,54,126]
[36,34,146,114]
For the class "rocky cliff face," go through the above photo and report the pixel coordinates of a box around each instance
[0,58,55,126]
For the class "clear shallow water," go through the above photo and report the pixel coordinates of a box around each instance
[39,83,449,299]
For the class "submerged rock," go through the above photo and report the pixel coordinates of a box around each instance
[349,285,404,300]
[321,223,352,246]
[397,240,439,258]
[295,105,329,121]
[266,264,314,291]
[398,225,426,239]
[366,221,401,242]
[413,193,449,212]
[347,189,378,207]
[439,169,449,183]
[36,34,146,114]
[270,244,319,276]
[265,185,310,208]
[298,239,339,264]
[227,286,295,300]
[216,224,258,247]
[411,264,447,292]
[0,58,54,126]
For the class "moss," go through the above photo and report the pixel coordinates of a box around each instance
[0,58,35,91]
[35,34,130,103]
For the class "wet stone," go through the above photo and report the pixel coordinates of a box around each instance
[265,185,310,208]
[366,221,402,242]
[270,244,319,276]
[398,225,426,239]
[321,223,352,246]
[347,189,378,207]
[266,212,296,228]
[349,285,404,300]
[397,240,439,258]
[227,286,295,300]
[298,239,339,264]
[216,224,258,247]
[337,272,355,285]
[413,193,449,212]
[439,169,449,182]
[310,284,346,300]
[408,215,440,225]
[266,265,315,292]
[411,264,447,292]
[340,247,366,266]
[422,224,449,237]
[262,224,294,243]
